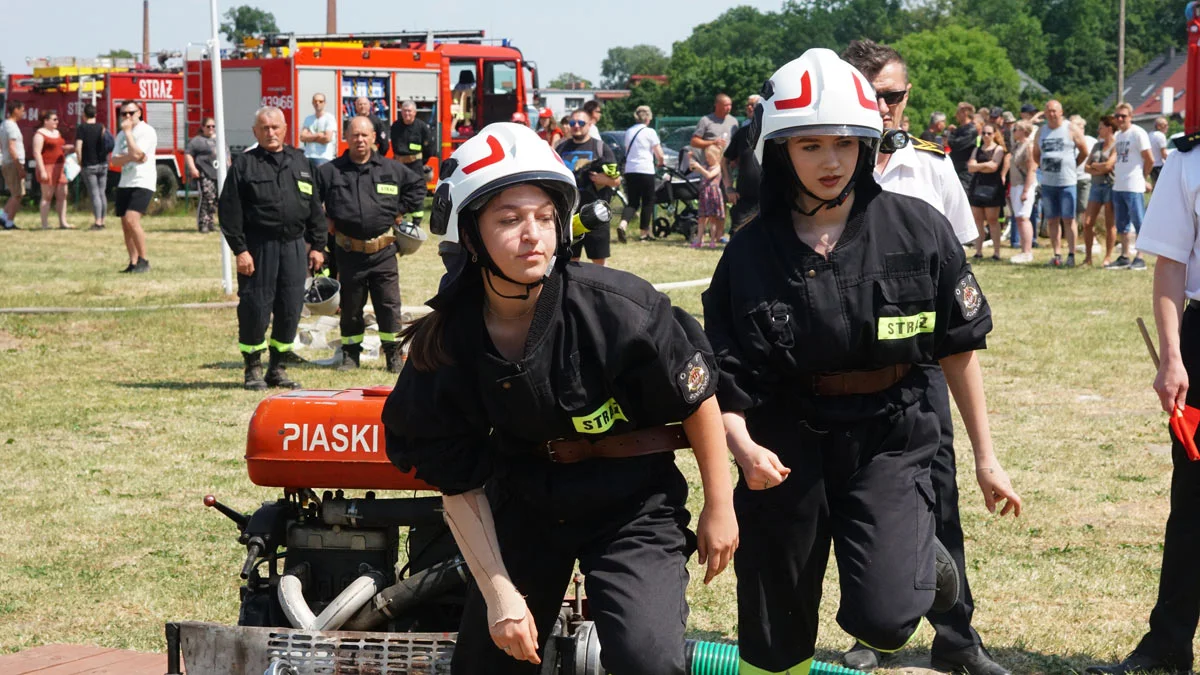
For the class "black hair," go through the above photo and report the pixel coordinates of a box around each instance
[840,39,907,83]
[582,100,602,115]
[6,100,24,116]
[83,103,97,118]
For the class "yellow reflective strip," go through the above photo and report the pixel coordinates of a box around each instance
[571,397,628,434]
[239,341,268,354]
[378,332,397,342]
[602,163,620,178]
[269,339,294,352]
[297,180,313,195]
[739,657,812,674]
[854,617,925,654]
[411,210,425,218]
[343,334,365,345]
[877,312,936,340]
[377,183,398,195]
[408,142,422,151]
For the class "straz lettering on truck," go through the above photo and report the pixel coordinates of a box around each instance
[281,423,379,453]
[138,79,175,100]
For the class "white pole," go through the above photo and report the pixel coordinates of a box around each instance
[209,0,234,294]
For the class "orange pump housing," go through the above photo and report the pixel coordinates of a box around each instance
[245,387,436,492]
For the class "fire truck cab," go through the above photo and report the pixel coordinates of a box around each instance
[185,31,538,186]
[6,57,188,203]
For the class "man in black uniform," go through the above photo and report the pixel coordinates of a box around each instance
[318,116,425,373]
[556,108,620,266]
[219,106,326,390]
[722,94,762,234]
[389,100,436,226]
[345,96,390,156]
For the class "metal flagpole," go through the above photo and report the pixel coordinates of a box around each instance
[1117,0,1126,104]
[209,0,234,294]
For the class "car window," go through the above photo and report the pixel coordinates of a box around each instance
[661,126,697,152]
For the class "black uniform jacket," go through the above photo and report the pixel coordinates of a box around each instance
[389,118,437,161]
[383,264,717,510]
[317,151,425,240]
[218,145,326,255]
[702,180,992,423]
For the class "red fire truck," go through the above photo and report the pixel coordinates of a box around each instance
[6,59,189,200]
[185,31,539,185]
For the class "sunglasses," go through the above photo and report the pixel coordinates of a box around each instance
[204,124,215,129]
[120,110,138,117]
[876,89,907,106]
[567,120,587,127]
[1114,113,1129,119]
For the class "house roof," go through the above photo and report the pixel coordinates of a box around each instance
[1103,48,1189,116]
[1016,69,1049,95]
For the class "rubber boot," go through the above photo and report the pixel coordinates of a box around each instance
[337,344,361,372]
[265,348,301,389]
[243,351,267,391]
[383,342,404,374]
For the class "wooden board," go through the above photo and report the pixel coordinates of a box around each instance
[0,645,164,675]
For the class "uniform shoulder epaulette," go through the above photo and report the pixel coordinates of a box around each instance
[1175,131,1200,153]
[911,137,945,156]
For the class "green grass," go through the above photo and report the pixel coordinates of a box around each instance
[0,211,1182,673]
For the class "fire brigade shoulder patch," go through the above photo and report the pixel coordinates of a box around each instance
[955,273,983,319]
[678,351,711,404]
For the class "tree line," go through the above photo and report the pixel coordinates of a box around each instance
[580,0,1185,133]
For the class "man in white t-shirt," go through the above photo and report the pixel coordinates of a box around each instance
[1,100,27,230]
[112,100,158,273]
[1150,116,1171,184]
[1107,102,1154,271]
[298,93,337,166]
[584,100,603,141]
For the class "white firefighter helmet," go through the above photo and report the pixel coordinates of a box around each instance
[752,48,884,164]
[393,220,427,257]
[303,275,340,316]
[428,122,579,248]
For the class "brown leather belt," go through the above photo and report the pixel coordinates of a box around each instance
[545,425,690,464]
[335,231,396,254]
[812,363,912,396]
[397,154,423,164]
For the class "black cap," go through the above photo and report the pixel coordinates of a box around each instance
[990,108,1003,118]
[1020,103,1037,114]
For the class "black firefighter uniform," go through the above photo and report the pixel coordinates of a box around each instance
[317,151,425,368]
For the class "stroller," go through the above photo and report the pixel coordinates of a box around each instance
[651,152,702,241]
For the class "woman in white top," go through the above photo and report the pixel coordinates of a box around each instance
[619,105,664,242]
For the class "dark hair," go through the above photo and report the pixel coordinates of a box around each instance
[840,39,907,83]
[83,103,97,118]
[201,116,216,131]
[582,100,602,115]
[121,100,141,114]
[38,109,57,124]
[1099,115,1117,132]
[6,100,24,116]
[400,309,454,372]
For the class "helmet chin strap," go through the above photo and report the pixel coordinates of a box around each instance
[480,253,557,301]
[791,142,873,217]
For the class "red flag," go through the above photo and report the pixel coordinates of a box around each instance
[1169,405,1200,461]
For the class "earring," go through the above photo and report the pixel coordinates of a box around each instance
[471,253,478,263]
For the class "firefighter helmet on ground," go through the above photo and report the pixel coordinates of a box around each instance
[304,275,341,316]
[393,220,427,257]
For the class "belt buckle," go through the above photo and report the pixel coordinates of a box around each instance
[545,440,560,463]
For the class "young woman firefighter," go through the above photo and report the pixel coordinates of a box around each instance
[701,49,1022,675]
[381,122,738,675]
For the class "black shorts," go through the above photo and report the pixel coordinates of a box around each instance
[115,187,154,216]
[570,225,611,260]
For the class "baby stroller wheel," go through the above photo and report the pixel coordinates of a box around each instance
[652,217,672,240]
[678,216,698,242]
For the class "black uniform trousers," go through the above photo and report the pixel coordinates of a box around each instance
[1133,304,1200,670]
[334,243,402,345]
[237,236,306,353]
[924,364,981,653]
[451,468,694,675]
[734,396,940,672]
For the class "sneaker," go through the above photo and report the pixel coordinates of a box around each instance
[616,226,627,244]
[1046,254,1063,268]
[1065,254,1076,268]
[1105,256,1131,270]
[1130,257,1147,271]
[119,262,137,273]
[132,258,150,273]
[1009,252,1034,264]
[89,223,105,231]
[637,234,653,242]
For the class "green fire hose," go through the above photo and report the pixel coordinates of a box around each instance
[686,639,868,675]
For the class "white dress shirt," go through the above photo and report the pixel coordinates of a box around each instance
[875,141,978,245]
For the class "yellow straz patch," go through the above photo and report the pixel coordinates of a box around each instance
[377,183,399,195]
[877,312,936,340]
[572,398,628,434]
[297,181,313,195]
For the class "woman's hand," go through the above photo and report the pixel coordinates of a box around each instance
[696,501,738,584]
[1154,353,1189,414]
[489,605,541,664]
[976,462,1021,517]
[1022,186,1033,202]
[37,168,48,184]
[732,441,790,490]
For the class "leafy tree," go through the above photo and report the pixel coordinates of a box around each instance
[548,73,593,89]
[100,49,136,59]
[893,24,1021,132]
[220,5,279,46]
[664,43,776,117]
[602,80,668,131]
[600,45,669,89]
[950,0,1049,83]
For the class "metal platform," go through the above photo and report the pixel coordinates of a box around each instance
[0,644,163,674]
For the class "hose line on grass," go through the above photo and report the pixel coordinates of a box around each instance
[686,640,867,675]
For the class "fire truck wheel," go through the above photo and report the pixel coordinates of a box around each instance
[153,164,179,213]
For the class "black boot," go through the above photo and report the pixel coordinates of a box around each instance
[383,342,404,374]
[1086,652,1193,675]
[337,345,361,372]
[243,351,267,391]
[842,642,882,671]
[265,348,301,389]
[931,644,1011,675]
[932,537,961,613]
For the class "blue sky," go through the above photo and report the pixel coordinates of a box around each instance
[3,0,784,85]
